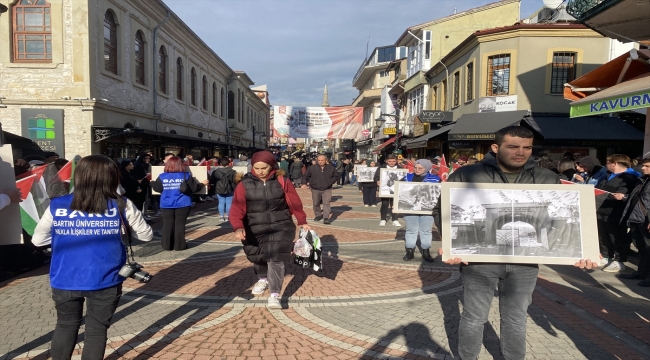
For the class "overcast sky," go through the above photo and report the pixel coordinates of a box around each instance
[164,0,548,107]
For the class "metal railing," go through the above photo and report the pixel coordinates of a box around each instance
[565,0,606,20]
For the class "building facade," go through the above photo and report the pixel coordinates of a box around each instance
[0,0,269,160]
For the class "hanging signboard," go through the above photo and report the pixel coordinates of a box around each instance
[478,95,517,113]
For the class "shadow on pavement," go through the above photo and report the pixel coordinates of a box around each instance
[359,322,451,359]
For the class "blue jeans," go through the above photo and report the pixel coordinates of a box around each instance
[217,194,233,217]
[350,174,357,186]
[459,264,538,360]
[403,215,433,249]
[50,284,122,360]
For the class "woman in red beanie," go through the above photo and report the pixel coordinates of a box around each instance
[229,150,310,309]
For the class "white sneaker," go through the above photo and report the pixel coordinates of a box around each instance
[267,294,282,309]
[364,205,369,207]
[392,220,401,227]
[371,204,377,207]
[602,261,625,273]
[379,220,386,226]
[252,279,268,295]
[600,257,610,266]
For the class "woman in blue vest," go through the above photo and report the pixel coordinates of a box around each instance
[401,159,440,262]
[32,155,153,360]
[152,156,208,251]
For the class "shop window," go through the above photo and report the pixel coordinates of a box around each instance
[176,58,183,100]
[12,0,52,62]
[134,30,145,85]
[103,10,118,74]
[158,46,167,93]
[551,52,576,94]
[486,54,510,96]
[190,67,197,106]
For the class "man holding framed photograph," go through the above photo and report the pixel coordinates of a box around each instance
[440,126,599,360]
[374,154,402,226]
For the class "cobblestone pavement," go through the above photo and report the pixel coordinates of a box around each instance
[1,186,650,359]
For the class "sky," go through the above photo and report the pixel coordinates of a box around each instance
[164,0,549,107]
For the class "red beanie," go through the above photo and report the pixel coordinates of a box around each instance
[251,150,277,168]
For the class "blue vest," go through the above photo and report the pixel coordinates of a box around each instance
[405,172,441,183]
[49,195,126,291]
[158,172,193,208]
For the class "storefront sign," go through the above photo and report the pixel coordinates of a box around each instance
[419,111,452,123]
[413,122,428,137]
[449,133,495,140]
[21,109,64,156]
[449,141,473,149]
[570,91,650,117]
[383,127,397,135]
[478,95,517,113]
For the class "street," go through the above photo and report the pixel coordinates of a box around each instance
[1,185,649,360]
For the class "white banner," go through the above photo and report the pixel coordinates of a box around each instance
[478,95,517,113]
[273,106,363,140]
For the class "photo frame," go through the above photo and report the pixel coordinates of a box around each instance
[232,165,249,175]
[357,167,377,183]
[353,164,367,176]
[151,166,208,195]
[440,183,599,265]
[378,168,409,197]
[393,182,441,214]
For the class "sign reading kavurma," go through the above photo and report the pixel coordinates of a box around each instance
[570,91,650,117]
[21,109,65,157]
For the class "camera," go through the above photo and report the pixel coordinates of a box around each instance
[118,262,153,283]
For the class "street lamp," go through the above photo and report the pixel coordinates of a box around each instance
[376,110,401,150]
[251,125,267,151]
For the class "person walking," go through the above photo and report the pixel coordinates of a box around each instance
[211,157,237,222]
[440,126,598,360]
[152,156,208,251]
[374,154,402,226]
[229,151,310,309]
[619,157,650,287]
[361,160,378,207]
[335,158,348,186]
[301,154,338,224]
[573,156,607,185]
[119,160,146,214]
[597,154,640,272]
[32,155,153,360]
[289,155,304,187]
[400,159,440,262]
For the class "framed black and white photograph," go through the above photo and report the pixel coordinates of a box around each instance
[353,164,367,176]
[393,182,441,214]
[357,167,377,183]
[378,168,409,197]
[440,183,599,265]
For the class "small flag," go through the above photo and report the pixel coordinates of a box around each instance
[16,175,39,236]
[560,180,610,209]
[197,158,207,166]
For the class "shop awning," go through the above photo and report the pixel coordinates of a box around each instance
[569,74,650,117]
[447,110,528,140]
[371,136,397,154]
[406,123,454,149]
[522,115,643,147]
[92,126,230,146]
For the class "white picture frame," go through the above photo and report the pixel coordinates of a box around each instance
[232,165,249,175]
[353,164,367,176]
[378,168,409,197]
[151,166,208,195]
[357,167,377,183]
[392,182,441,214]
[440,183,599,265]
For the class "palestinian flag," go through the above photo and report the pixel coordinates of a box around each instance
[57,159,75,193]
[30,165,50,216]
[16,175,39,236]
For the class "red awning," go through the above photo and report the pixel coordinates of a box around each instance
[371,137,397,154]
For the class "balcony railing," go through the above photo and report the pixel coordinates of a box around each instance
[566,0,606,20]
[352,46,406,86]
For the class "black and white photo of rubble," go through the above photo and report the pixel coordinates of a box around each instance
[395,182,441,214]
[449,188,582,258]
[379,169,409,197]
[357,167,378,183]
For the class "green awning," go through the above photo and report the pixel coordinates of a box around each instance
[570,74,650,117]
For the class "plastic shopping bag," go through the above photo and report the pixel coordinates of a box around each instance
[293,229,323,272]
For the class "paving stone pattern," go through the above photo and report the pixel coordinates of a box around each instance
[1,185,649,359]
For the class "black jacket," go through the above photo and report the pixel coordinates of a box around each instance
[621,176,648,225]
[210,167,236,195]
[289,160,304,180]
[448,152,559,185]
[301,164,339,190]
[240,173,296,263]
[597,170,640,223]
[373,164,403,183]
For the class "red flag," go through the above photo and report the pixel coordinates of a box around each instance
[561,180,610,209]
[57,161,72,182]
[197,158,207,166]
[452,163,462,171]
[440,154,448,168]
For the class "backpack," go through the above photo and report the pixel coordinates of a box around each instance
[215,170,235,195]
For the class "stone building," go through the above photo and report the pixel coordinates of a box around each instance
[0,0,269,160]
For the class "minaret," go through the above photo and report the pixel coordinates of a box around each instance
[321,82,330,107]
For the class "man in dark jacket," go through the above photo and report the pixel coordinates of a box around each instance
[289,156,304,187]
[442,126,598,360]
[619,157,650,286]
[301,154,339,224]
[374,154,402,226]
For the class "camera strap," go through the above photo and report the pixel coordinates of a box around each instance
[117,200,136,263]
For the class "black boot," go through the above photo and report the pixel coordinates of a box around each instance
[422,248,435,262]
[403,248,415,261]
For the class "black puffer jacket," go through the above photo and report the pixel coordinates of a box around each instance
[240,173,296,263]
[597,169,640,223]
[448,152,560,185]
[620,176,648,225]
